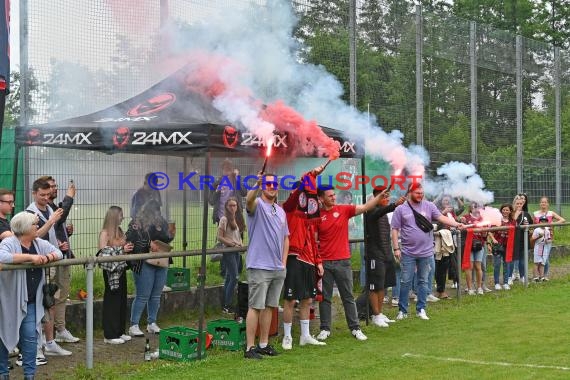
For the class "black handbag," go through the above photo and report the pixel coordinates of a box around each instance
[42,282,59,309]
[407,202,434,233]
[471,240,483,252]
[492,244,505,257]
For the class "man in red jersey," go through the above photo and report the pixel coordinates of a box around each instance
[315,185,385,341]
[281,165,327,350]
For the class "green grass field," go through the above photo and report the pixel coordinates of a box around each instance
[70,268,570,380]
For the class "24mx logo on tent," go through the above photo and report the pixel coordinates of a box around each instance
[131,131,193,145]
[24,130,93,146]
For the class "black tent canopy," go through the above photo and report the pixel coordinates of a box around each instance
[16,64,361,158]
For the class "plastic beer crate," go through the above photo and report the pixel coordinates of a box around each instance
[166,267,190,291]
[207,319,246,351]
[159,326,207,361]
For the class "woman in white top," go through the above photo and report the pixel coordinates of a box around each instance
[218,197,245,313]
[533,197,565,280]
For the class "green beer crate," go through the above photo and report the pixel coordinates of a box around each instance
[166,267,190,291]
[207,319,246,351]
[159,326,206,361]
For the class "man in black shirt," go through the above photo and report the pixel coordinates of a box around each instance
[41,176,80,345]
[364,186,405,327]
[26,178,71,357]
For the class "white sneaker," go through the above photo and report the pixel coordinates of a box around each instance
[44,341,72,356]
[162,285,172,292]
[396,311,408,320]
[391,298,399,307]
[416,309,429,320]
[508,277,514,286]
[129,325,145,337]
[477,287,484,295]
[514,273,520,281]
[316,330,330,341]
[351,329,368,341]
[16,353,48,367]
[299,335,326,346]
[371,315,389,328]
[520,277,525,284]
[503,284,511,290]
[451,282,458,289]
[468,289,476,296]
[55,329,80,343]
[427,294,440,303]
[104,338,125,345]
[147,323,161,334]
[378,313,395,323]
[483,286,493,293]
[494,284,502,290]
[36,348,45,360]
[120,334,132,341]
[383,296,389,304]
[282,335,293,350]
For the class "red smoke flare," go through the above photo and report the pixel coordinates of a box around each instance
[261,101,340,159]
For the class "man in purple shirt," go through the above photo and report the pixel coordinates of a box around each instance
[244,173,289,359]
[391,183,463,320]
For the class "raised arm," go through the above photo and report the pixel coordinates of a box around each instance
[355,189,387,216]
[246,174,262,214]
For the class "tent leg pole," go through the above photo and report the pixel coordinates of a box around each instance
[197,152,210,360]
[182,156,188,267]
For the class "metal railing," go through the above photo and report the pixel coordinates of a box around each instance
[1,223,568,369]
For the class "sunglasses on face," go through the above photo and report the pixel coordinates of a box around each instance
[264,182,279,189]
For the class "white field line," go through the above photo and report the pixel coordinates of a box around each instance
[402,353,570,371]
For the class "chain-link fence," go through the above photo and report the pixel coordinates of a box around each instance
[9,0,570,290]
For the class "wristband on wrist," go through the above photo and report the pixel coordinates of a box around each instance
[393,247,401,251]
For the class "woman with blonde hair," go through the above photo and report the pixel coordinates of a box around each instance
[533,196,565,280]
[510,194,533,284]
[98,206,133,344]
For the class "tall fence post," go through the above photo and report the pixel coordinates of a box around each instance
[415,5,424,146]
[470,21,477,167]
[348,0,357,107]
[85,259,95,369]
[554,47,561,215]
[515,35,523,194]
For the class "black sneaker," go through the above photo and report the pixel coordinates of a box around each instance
[244,346,263,360]
[222,305,233,314]
[257,344,279,356]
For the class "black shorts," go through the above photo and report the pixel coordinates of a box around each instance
[283,255,317,301]
[367,259,396,291]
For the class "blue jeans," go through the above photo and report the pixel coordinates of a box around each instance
[392,266,401,299]
[0,303,36,377]
[223,252,240,307]
[493,255,508,285]
[131,262,168,325]
[415,255,435,296]
[399,254,430,314]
